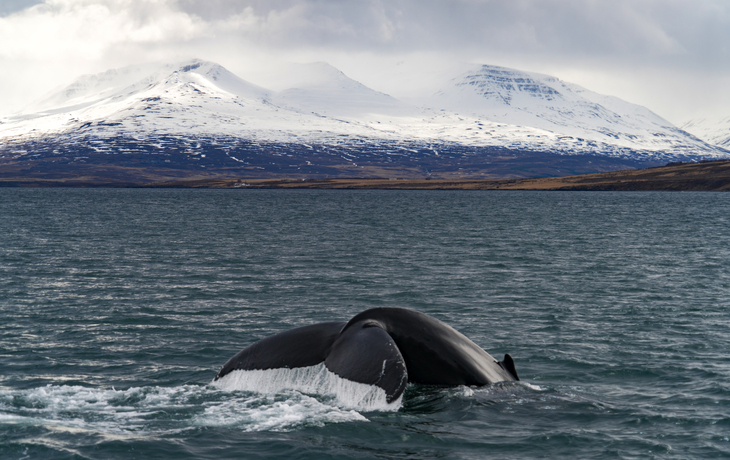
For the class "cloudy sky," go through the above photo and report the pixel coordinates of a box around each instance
[1,0,729,124]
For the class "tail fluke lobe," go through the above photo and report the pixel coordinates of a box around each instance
[325,321,408,404]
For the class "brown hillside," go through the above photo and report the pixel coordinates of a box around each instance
[145,160,730,191]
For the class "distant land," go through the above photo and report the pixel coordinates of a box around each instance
[1,59,728,185]
[3,159,727,191]
[147,160,730,191]
[143,159,730,192]
[0,147,664,187]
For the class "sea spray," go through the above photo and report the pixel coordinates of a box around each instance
[211,362,402,412]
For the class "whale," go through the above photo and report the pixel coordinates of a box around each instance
[214,307,519,403]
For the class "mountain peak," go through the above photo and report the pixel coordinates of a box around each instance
[454,65,563,104]
[171,59,231,81]
[438,64,565,107]
[21,59,271,118]
[271,62,413,117]
[158,59,271,101]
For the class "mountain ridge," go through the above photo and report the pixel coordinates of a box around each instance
[1,59,727,184]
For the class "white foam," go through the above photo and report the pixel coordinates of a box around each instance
[0,369,401,435]
[194,391,369,432]
[211,363,403,412]
[454,385,475,397]
[521,382,543,391]
[1,381,377,435]
[0,385,201,437]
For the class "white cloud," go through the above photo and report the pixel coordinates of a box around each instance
[0,0,204,60]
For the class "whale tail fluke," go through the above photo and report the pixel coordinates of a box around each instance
[215,308,520,402]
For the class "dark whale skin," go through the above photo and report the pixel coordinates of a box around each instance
[215,308,518,403]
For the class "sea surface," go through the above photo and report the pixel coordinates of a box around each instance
[1,188,729,459]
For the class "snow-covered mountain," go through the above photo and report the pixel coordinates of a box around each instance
[681,116,730,149]
[1,59,727,182]
[3,60,275,137]
[430,65,715,156]
[1,59,427,145]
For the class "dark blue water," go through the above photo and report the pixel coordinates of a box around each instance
[1,189,729,459]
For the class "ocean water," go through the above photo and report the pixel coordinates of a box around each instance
[1,188,729,459]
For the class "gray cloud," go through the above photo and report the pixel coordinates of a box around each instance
[165,0,730,67]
